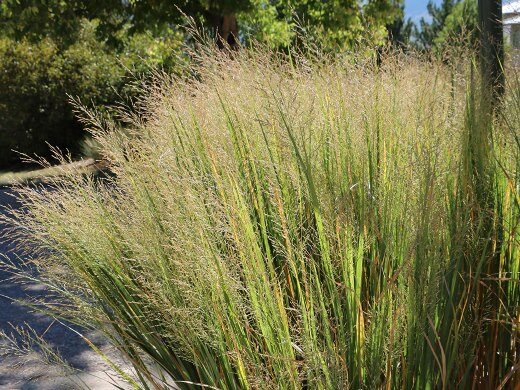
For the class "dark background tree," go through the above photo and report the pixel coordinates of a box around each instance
[434,0,477,49]
[416,0,458,49]
[387,3,414,47]
[413,0,479,52]
[0,0,253,48]
[478,0,504,102]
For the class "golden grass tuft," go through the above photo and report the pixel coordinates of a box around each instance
[2,43,519,388]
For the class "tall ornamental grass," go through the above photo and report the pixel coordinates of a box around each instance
[2,45,519,388]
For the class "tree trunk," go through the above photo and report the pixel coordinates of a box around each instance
[478,0,504,104]
[212,14,239,50]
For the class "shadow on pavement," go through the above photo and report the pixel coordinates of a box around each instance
[0,187,126,389]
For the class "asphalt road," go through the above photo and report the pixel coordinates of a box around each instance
[0,187,127,389]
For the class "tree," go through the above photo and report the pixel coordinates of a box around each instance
[387,3,414,48]
[414,0,481,53]
[478,0,504,103]
[433,0,477,49]
[0,1,253,49]
[1,0,405,51]
[241,0,405,51]
[415,0,458,49]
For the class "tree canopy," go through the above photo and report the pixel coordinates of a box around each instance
[434,0,477,49]
[0,0,405,50]
[416,0,458,49]
[415,0,478,51]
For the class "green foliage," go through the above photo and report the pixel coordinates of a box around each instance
[434,0,477,50]
[416,0,459,49]
[413,0,478,52]
[0,21,182,168]
[3,47,518,388]
[239,0,296,48]
[387,3,414,47]
[0,37,83,167]
[0,0,85,46]
[241,0,404,49]
[1,0,405,51]
[0,0,253,46]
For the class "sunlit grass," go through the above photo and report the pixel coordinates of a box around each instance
[1,44,519,389]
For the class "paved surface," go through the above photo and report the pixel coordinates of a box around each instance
[0,187,128,389]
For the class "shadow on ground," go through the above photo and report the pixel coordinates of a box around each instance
[0,187,127,389]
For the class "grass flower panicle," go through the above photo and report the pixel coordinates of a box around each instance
[2,45,519,389]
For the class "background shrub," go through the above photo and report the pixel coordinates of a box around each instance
[0,21,181,169]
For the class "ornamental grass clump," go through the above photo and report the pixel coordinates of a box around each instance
[2,44,519,388]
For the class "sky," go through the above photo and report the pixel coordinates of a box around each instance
[405,0,516,23]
